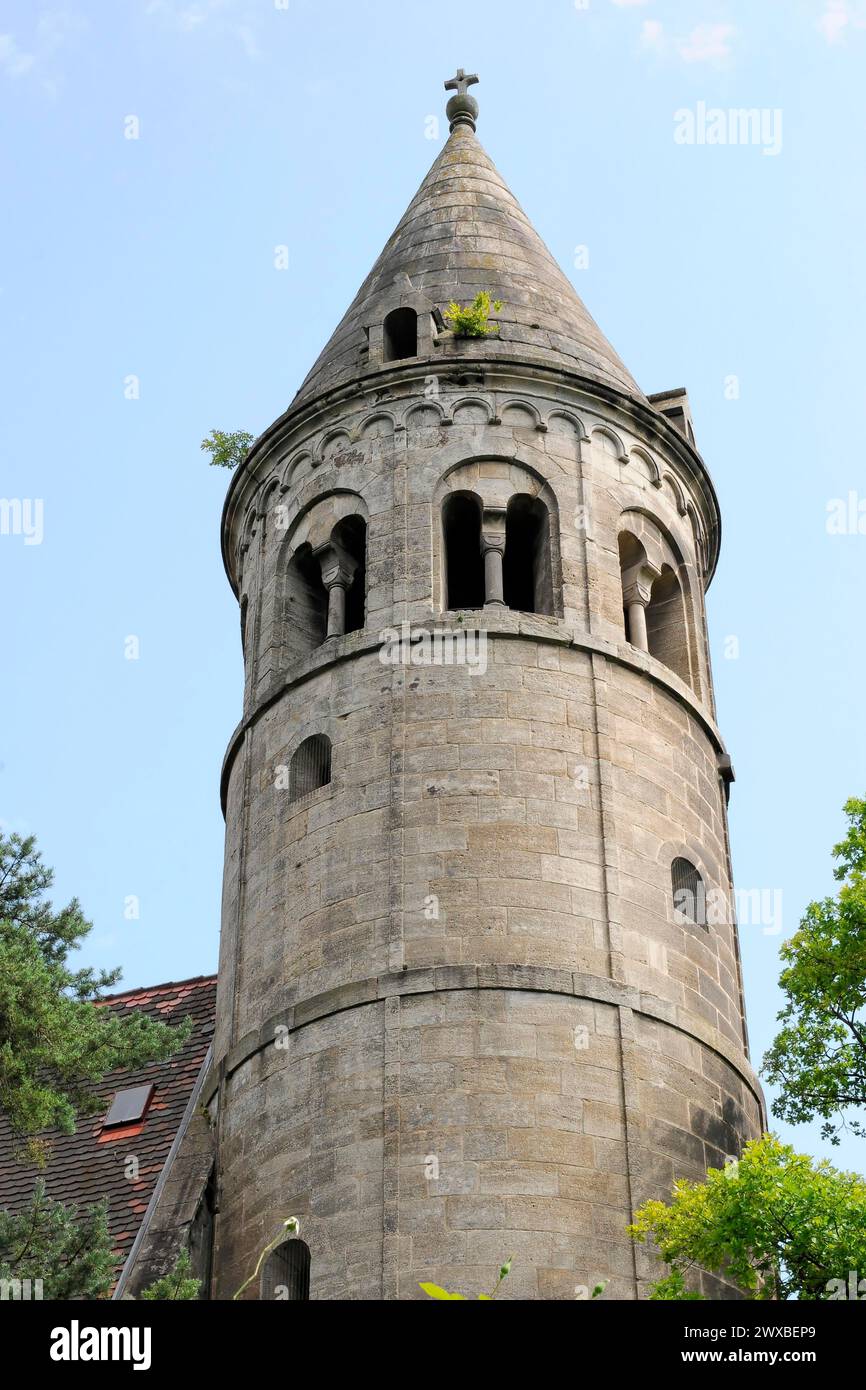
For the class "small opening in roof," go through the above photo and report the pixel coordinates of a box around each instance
[103,1083,155,1128]
[383,308,418,362]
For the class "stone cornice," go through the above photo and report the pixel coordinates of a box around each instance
[219,615,728,815]
[202,965,764,1115]
[220,358,722,595]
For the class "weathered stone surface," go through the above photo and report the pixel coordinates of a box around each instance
[210,88,762,1302]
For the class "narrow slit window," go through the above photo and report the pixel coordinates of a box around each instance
[239,595,249,659]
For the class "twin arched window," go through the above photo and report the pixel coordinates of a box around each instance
[442,491,553,615]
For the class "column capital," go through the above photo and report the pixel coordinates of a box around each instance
[621,578,652,609]
[621,560,659,609]
[315,540,358,591]
[480,505,507,556]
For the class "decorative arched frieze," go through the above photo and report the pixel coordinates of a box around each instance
[590,424,628,462]
[283,451,314,489]
[628,445,662,488]
[546,408,586,438]
[660,471,689,517]
[357,410,396,441]
[500,399,544,432]
[449,395,493,426]
[316,429,353,467]
[403,400,445,429]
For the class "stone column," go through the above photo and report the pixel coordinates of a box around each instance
[325,579,347,638]
[622,578,652,653]
[481,508,507,608]
[316,542,358,639]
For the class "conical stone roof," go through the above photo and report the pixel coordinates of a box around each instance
[291,118,644,410]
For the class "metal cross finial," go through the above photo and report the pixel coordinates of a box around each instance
[444,68,479,96]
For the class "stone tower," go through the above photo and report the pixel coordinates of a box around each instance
[209,74,764,1301]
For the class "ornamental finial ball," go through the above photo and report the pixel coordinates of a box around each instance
[444,67,479,132]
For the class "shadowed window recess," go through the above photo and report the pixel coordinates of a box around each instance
[285,543,328,661]
[671,857,707,928]
[330,515,366,635]
[239,595,249,659]
[646,566,689,683]
[442,492,484,609]
[290,734,332,802]
[261,1241,311,1301]
[383,308,417,362]
[188,1168,217,1299]
[503,494,553,615]
[619,528,691,687]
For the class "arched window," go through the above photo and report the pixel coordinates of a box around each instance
[503,494,552,615]
[671,857,707,927]
[619,527,693,688]
[646,566,690,684]
[331,515,366,635]
[261,1240,311,1301]
[443,492,484,610]
[290,734,331,802]
[383,308,417,362]
[285,512,367,660]
[285,544,328,663]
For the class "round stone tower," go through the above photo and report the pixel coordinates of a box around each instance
[209,73,764,1301]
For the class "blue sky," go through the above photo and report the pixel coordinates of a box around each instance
[2,0,864,1174]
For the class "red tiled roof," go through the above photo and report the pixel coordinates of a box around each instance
[0,974,217,1289]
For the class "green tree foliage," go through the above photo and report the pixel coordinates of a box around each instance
[0,1181,115,1299]
[629,1134,866,1300]
[762,797,866,1144]
[139,1249,200,1301]
[200,429,254,469]
[0,832,190,1137]
[0,1194,201,1302]
[443,291,503,338]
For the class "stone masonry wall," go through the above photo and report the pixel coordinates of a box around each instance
[211,373,762,1299]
